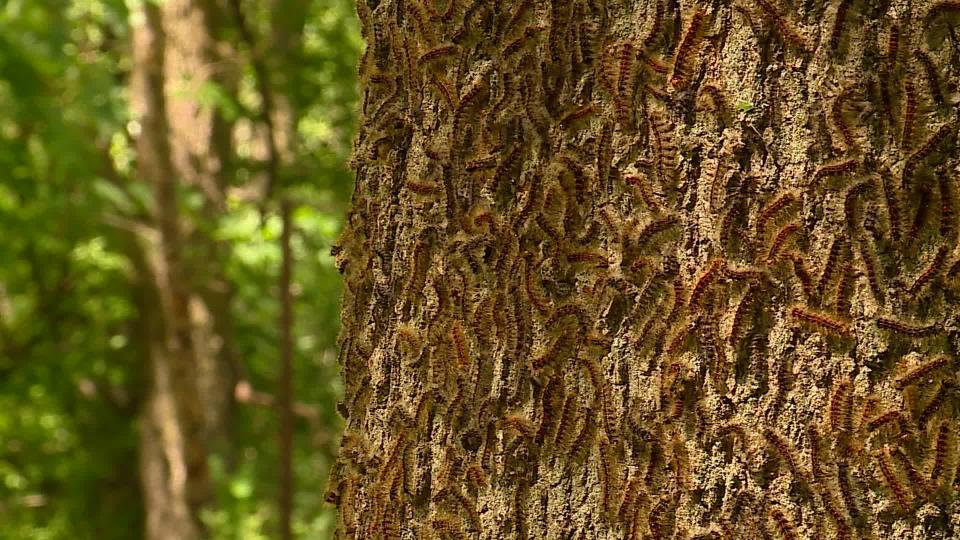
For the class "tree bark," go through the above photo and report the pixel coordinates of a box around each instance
[130,1,237,538]
[332,0,960,538]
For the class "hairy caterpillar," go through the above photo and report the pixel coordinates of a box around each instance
[913,49,945,107]
[786,253,814,300]
[625,173,663,212]
[831,85,858,149]
[688,258,726,311]
[939,173,955,239]
[837,461,860,520]
[767,223,801,263]
[671,10,706,88]
[834,262,853,314]
[857,237,884,301]
[930,422,952,487]
[877,317,941,338]
[917,383,949,426]
[769,507,798,540]
[894,355,951,389]
[866,410,901,432]
[908,245,948,294]
[817,235,846,297]
[830,379,853,433]
[642,0,664,48]
[878,447,912,511]
[750,0,809,51]
[789,306,851,337]
[829,0,852,51]
[878,165,902,241]
[811,159,858,188]
[763,428,805,481]
[902,80,917,149]
[757,192,798,238]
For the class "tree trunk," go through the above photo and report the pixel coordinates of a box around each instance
[130,2,237,538]
[331,0,960,538]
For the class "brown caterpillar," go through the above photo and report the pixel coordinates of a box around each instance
[877,317,941,338]
[817,235,846,297]
[893,448,933,499]
[642,0,664,48]
[811,159,858,188]
[625,173,662,212]
[866,410,901,432]
[843,179,872,230]
[830,379,853,433]
[829,0,852,51]
[751,0,809,51]
[908,245,948,294]
[501,25,547,58]
[670,10,706,88]
[878,447,912,511]
[939,173,955,239]
[700,84,729,125]
[769,507,798,540]
[834,262,853,314]
[418,43,459,65]
[917,383,949,426]
[757,192,798,238]
[878,165,902,241]
[902,80,917,149]
[763,428,805,481]
[767,223,801,263]
[634,214,680,249]
[858,237,884,301]
[895,355,951,389]
[913,49,945,107]
[558,105,595,128]
[835,461,860,521]
[831,85,858,149]
[786,253,814,300]
[903,124,952,187]
[728,286,756,346]
[617,472,644,524]
[930,422,952,487]
[789,306,851,337]
[688,258,726,311]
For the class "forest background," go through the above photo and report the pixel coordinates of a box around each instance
[0,0,358,538]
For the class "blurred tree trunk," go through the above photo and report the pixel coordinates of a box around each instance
[130,2,237,539]
[331,0,959,538]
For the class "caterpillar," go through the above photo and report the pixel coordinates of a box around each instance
[625,173,663,212]
[903,124,952,187]
[642,0,664,49]
[829,379,853,433]
[750,0,809,52]
[878,447,912,512]
[902,80,917,149]
[895,355,951,389]
[908,245,948,294]
[877,317,941,338]
[878,165,902,241]
[866,410,901,432]
[757,192,798,238]
[817,235,846,297]
[786,253,814,300]
[939,172,955,239]
[634,214,680,249]
[767,223,801,263]
[913,49,945,107]
[917,383,949,426]
[789,306,851,337]
[858,237,884,301]
[769,507,798,540]
[829,0,852,51]
[700,84,729,125]
[536,374,564,445]
[808,423,826,484]
[500,415,537,439]
[618,472,644,524]
[418,43,459,65]
[930,422,951,487]
[688,258,726,311]
[843,179,872,229]
[670,10,706,88]
[837,461,860,519]
[558,105,595,128]
[831,85,858,149]
[834,262,853,315]
[887,23,900,63]
[811,159,858,188]
[501,25,547,58]
[728,286,756,346]
[763,428,805,481]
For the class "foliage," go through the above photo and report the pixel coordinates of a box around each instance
[0,0,358,538]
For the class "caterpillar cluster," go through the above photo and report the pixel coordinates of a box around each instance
[331,0,960,537]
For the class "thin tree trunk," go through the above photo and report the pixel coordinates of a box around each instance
[279,199,296,540]
[130,1,237,538]
[331,0,960,538]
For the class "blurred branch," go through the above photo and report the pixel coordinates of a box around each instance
[233,380,318,422]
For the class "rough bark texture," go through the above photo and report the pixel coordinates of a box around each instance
[131,1,237,538]
[331,0,960,538]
